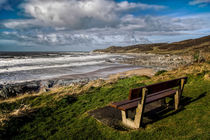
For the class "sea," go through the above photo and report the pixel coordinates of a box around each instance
[0,52,142,85]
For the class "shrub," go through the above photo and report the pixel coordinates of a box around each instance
[155,70,167,76]
[193,51,205,63]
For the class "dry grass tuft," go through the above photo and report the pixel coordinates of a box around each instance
[204,73,210,81]
[54,68,155,99]
[10,104,31,117]
[0,92,41,104]
[152,62,210,82]
[0,104,32,126]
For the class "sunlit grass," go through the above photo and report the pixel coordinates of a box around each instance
[0,63,209,140]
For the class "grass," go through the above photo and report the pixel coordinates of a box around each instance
[94,35,210,62]
[0,64,210,140]
[154,70,168,76]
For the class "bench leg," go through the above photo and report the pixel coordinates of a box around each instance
[121,102,144,129]
[174,78,185,110]
[121,88,147,129]
[121,110,127,124]
[174,90,181,110]
[134,102,145,128]
[161,98,167,107]
[121,110,137,128]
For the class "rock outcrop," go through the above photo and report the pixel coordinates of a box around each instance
[114,53,193,70]
[0,78,90,99]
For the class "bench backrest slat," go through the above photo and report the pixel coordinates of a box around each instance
[128,77,187,100]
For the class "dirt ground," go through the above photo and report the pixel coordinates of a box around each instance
[88,100,169,130]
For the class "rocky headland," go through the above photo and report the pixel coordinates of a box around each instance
[107,53,193,70]
[94,35,210,68]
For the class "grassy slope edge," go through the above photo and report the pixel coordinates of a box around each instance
[93,35,210,61]
[0,62,209,140]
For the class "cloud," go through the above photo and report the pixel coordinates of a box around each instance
[21,0,116,29]
[119,13,210,33]
[1,0,210,51]
[2,13,210,51]
[2,0,166,30]
[0,0,7,9]
[3,19,39,29]
[189,0,210,6]
[1,28,151,49]
[116,1,165,11]
[19,0,165,30]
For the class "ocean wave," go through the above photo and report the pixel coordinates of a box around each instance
[0,60,106,73]
[0,53,117,67]
[0,52,134,84]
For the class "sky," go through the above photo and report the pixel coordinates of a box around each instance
[0,0,210,51]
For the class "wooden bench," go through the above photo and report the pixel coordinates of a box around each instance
[110,77,187,129]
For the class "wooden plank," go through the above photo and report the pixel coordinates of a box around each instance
[110,89,175,108]
[146,88,175,98]
[146,90,176,103]
[109,99,130,108]
[128,88,142,100]
[118,89,177,111]
[129,77,187,99]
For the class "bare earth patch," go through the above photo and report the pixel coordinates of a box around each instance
[88,100,166,130]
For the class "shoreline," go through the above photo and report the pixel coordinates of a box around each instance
[0,66,155,99]
[0,51,193,99]
[1,51,193,99]
[93,52,193,70]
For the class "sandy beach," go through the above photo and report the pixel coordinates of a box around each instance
[58,65,154,80]
[0,62,155,99]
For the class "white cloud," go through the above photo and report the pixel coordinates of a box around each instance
[19,0,165,29]
[1,27,151,50]
[1,0,210,51]
[2,13,210,50]
[3,19,40,29]
[119,14,210,33]
[189,0,210,6]
[116,1,165,11]
[21,0,114,29]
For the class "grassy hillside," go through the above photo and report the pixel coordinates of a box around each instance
[0,62,209,139]
[94,35,210,60]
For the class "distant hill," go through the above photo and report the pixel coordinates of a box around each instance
[94,35,210,57]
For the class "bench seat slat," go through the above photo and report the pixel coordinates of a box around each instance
[118,89,176,111]
[110,89,175,108]
[110,99,131,108]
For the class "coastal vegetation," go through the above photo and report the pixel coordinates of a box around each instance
[94,35,210,61]
[0,61,209,139]
[0,36,210,139]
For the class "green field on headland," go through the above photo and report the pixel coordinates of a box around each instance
[0,61,209,139]
[94,35,210,57]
